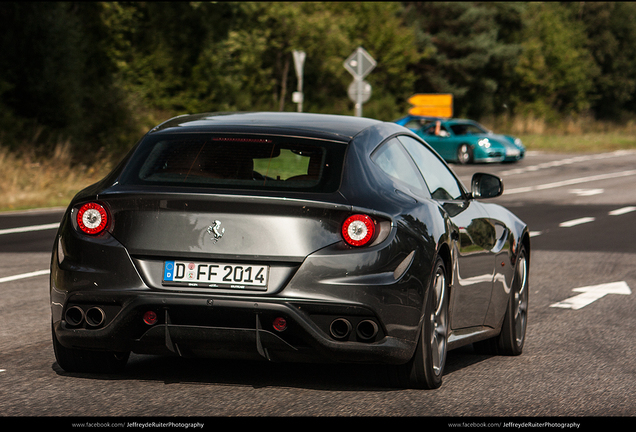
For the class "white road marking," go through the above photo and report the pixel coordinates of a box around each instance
[0,269,50,284]
[0,223,59,236]
[505,169,636,195]
[550,281,632,310]
[559,217,595,228]
[528,206,633,239]
[501,150,636,176]
[609,206,636,216]
[569,188,604,196]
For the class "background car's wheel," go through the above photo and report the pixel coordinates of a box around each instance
[457,143,473,164]
[52,325,129,373]
[475,245,529,356]
[391,258,449,389]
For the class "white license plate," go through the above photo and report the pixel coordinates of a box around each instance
[163,260,268,289]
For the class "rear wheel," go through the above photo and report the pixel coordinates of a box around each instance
[391,258,449,389]
[475,245,529,355]
[498,246,529,355]
[52,325,129,373]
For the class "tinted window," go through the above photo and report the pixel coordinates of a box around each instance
[449,123,487,135]
[119,134,345,193]
[371,138,427,194]
[398,135,464,200]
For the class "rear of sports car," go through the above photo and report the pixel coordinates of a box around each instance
[51,125,423,373]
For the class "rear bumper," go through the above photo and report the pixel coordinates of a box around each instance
[503,151,524,162]
[52,292,417,365]
[51,212,424,365]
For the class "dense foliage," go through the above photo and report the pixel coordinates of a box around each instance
[2,2,636,160]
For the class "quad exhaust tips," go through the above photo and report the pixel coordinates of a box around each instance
[64,306,106,328]
[329,318,379,341]
[85,307,106,327]
[64,306,84,327]
[329,318,352,340]
[356,319,379,341]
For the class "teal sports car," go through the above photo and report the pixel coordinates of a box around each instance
[395,116,525,164]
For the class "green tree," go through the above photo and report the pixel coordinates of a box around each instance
[0,2,134,156]
[511,2,599,118]
[326,2,421,119]
[403,1,524,119]
[165,2,419,120]
[101,2,241,115]
[569,1,636,120]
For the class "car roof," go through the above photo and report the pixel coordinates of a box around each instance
[395,115,479,125]
[394,114,446,122]
[443,118,476,125]
[148,112,383,143]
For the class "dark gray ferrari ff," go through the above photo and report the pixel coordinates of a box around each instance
[50,112,530,389]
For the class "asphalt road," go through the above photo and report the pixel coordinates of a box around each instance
[1,150,635,423]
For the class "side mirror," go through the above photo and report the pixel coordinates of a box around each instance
[471,173,503,199]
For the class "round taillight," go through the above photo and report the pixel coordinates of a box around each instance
[77,202,109,235]
[143,311,158,326]
[342,214,376,247]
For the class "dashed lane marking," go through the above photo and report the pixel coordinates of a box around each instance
[529,206,634,237]
[569,188,604,196]
[559,217,596,228]
[501,150,636,176]
[609,206,636,216]
[505,170,636,195]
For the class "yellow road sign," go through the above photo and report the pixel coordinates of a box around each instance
[407,94,453,118]
[408,94,452,106]
[408,105,453,118]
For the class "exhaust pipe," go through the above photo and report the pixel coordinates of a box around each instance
[85,307,106,327]
[356,320,379,341]
[64,306,84,327]
[329,318,352,340]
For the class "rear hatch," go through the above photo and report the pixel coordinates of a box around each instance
[100,133,353,293]
[106,192,350,260]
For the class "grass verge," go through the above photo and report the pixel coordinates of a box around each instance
[518,133,636,153]
[0,142,113,212]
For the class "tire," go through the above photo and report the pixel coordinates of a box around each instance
[391,258,449,389]
[52,325,129,373]
[475,245,529,356]
[457,144,473,164]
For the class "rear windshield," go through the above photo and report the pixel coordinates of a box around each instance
[118,134,346,193]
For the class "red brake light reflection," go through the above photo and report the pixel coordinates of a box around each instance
[77,202,109,235]
[143,311,158,326]
[342,214,376,247]
[272,317,287,332]
[212,137,272,143]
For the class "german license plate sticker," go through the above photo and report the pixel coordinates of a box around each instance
[163,261,268,289]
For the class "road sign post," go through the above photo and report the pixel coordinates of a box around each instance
[292,50,306,112]
[347,80,372,105]
[344,47,376,117]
